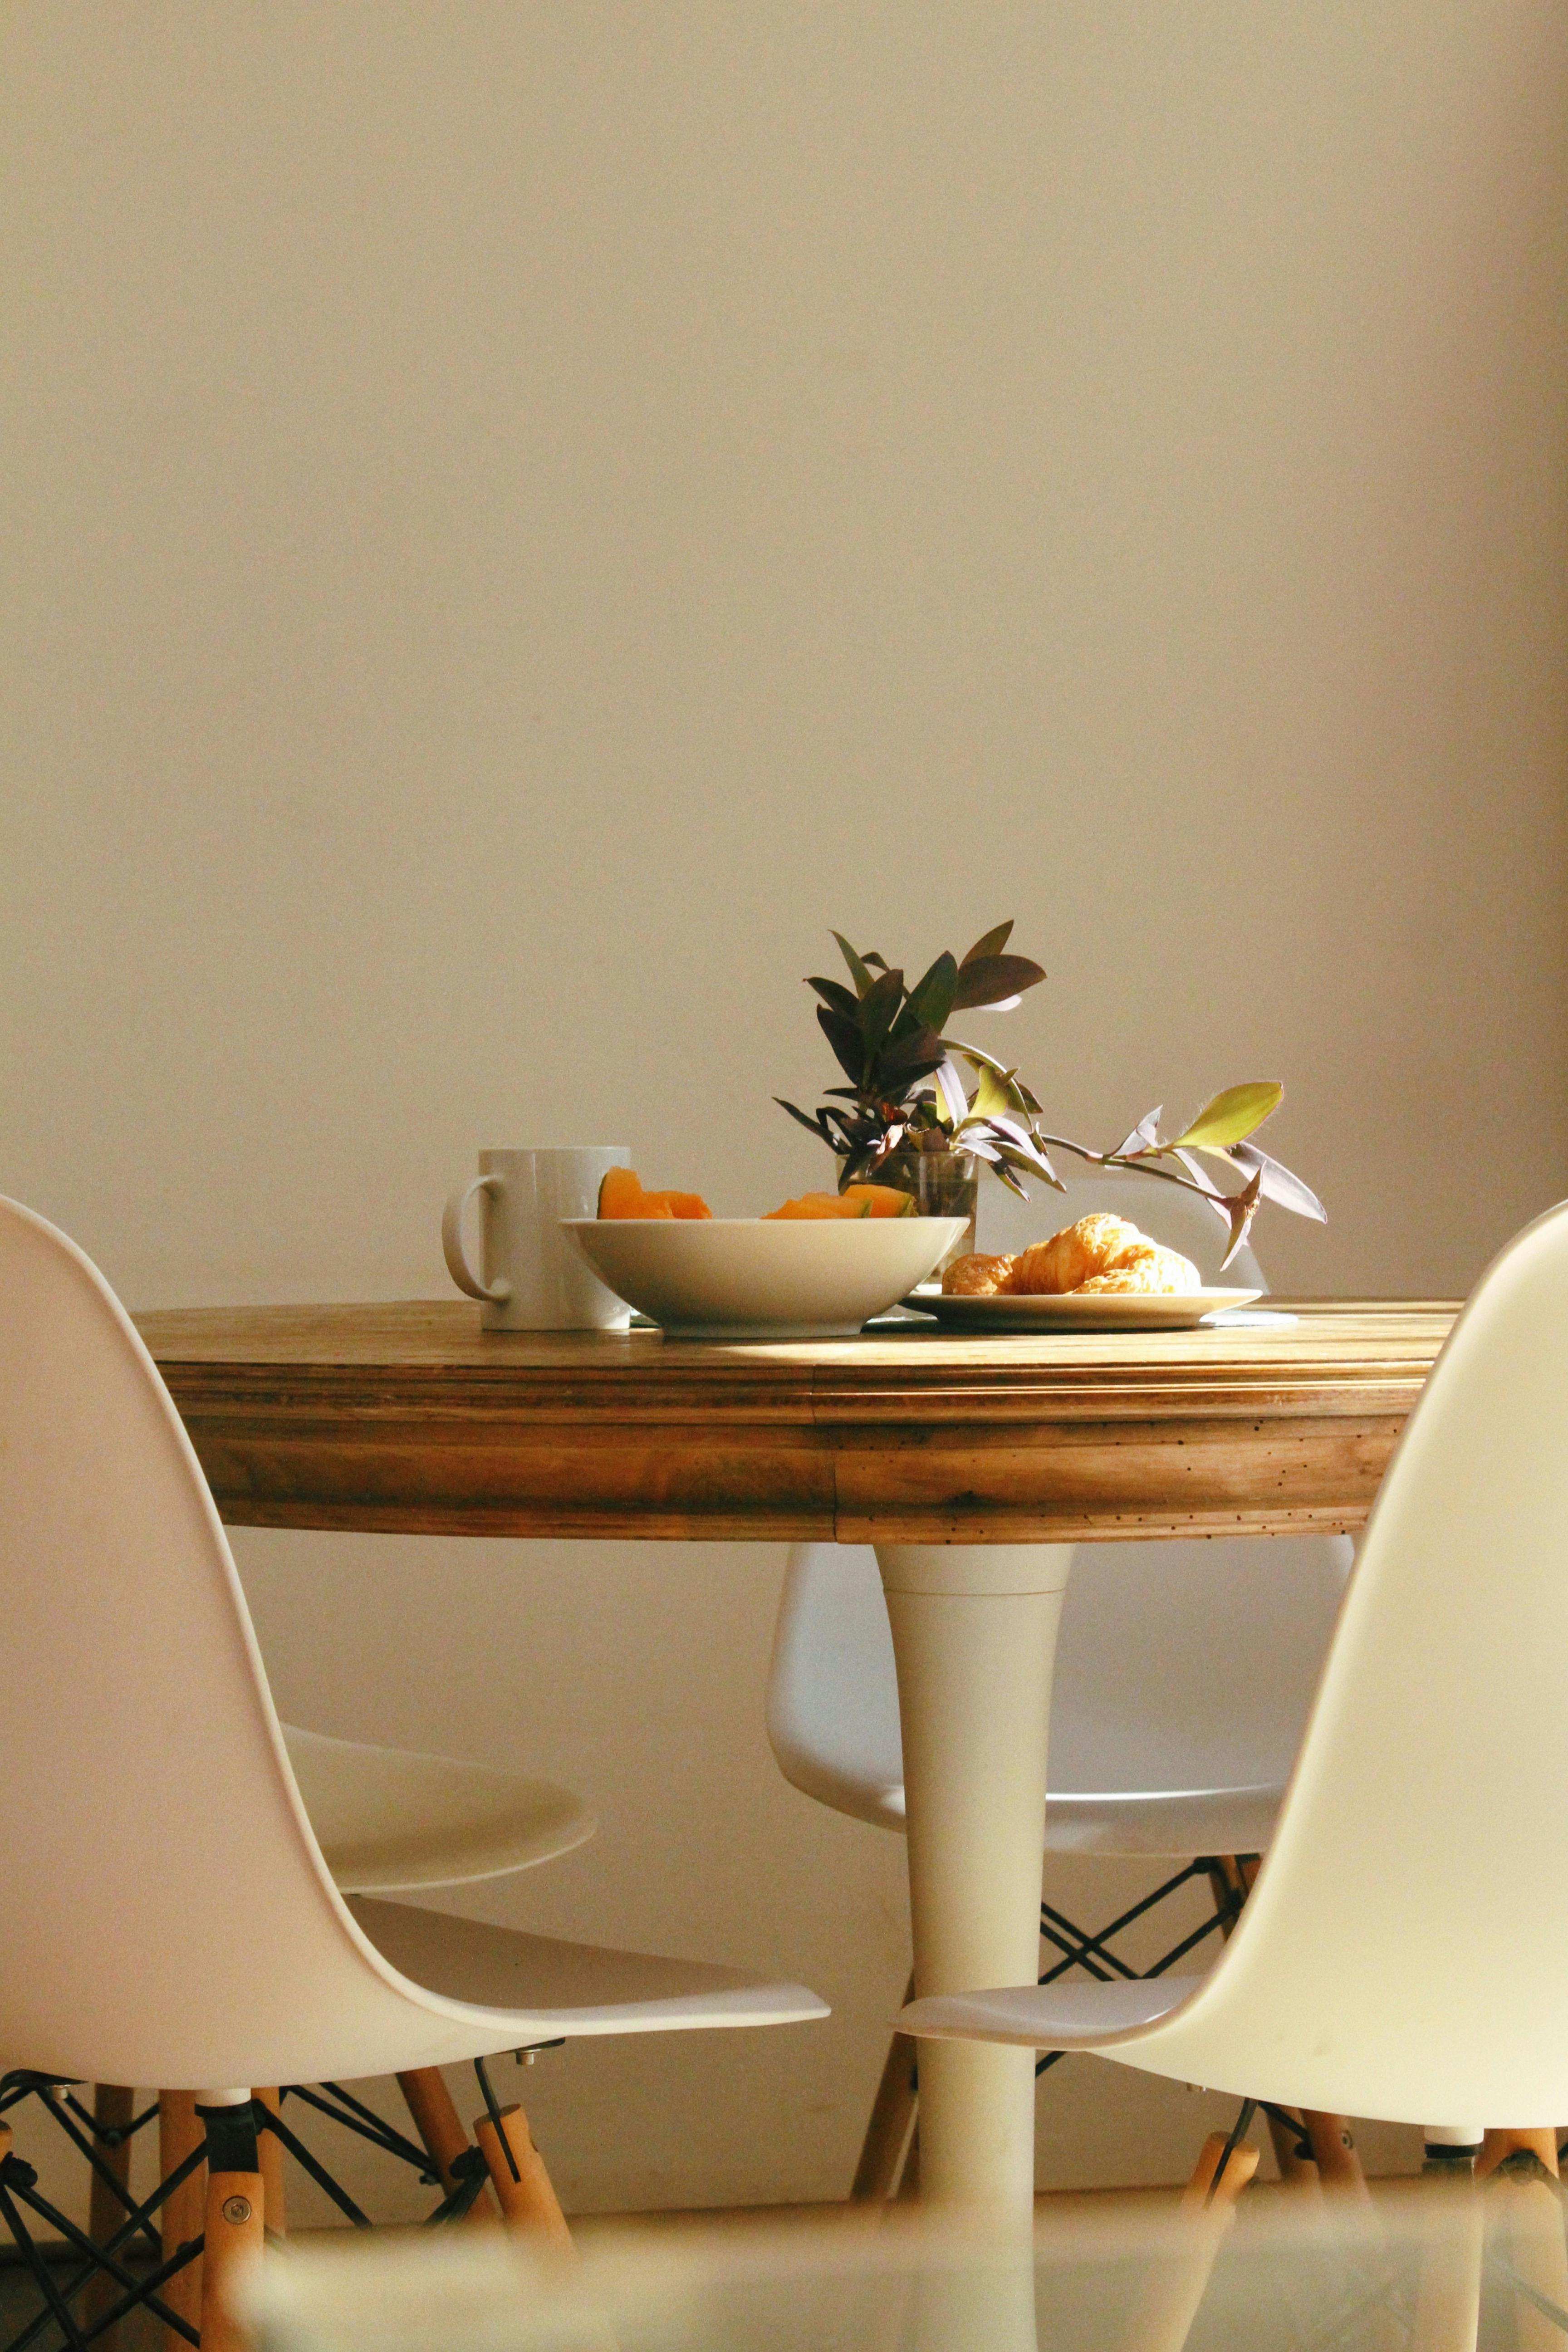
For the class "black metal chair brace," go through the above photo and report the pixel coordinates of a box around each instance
[0,2064,512,2352]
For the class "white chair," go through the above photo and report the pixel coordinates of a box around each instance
[899,1195,1568,2145]
[57,1727,601,2297]
[0,1196,826,2349]
[767,1169,1353,2191]
[279,1723,593,1896]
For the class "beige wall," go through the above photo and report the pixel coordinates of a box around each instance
[3,2,1564,2216]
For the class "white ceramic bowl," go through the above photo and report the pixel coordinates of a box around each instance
[562,1216,969,1338]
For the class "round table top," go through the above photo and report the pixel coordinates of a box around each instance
[135,1298,1459,1544]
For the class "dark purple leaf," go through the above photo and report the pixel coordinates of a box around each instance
[830,932,877,998]
[896,952,960,1040]
[950,953,1047,1011]
[876,1024,947,1088]
[775,1098,832,1142]
[858,964,906,1057]
[960,919,1015,966]
[808,975,861,1019]
[817,1005,866,1085]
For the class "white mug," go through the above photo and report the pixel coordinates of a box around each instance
[443,1147,632,1331]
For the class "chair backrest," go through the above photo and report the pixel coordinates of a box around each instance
[0,1198,470,2088]
[768,1175,1341,1826]
[1125,1197,1568,2123]
[768,1531,1352,1826]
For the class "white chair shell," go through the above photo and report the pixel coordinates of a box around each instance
[0,1196,826,2094]
[279,1725,595,1895]
[901,1197,1568,2128]
[768,1169,1350,1863]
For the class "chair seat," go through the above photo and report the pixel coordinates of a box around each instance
[900,1974,1202,2050]
[282,1726,595,1894]
[782,1758,1283,1860]
[348,1896,829,2035]
[1045,1783,1282,1858]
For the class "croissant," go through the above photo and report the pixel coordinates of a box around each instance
[942,1214,1200,1301]
[1075,1243,1200,1294]
[941,1252,1016,1297]
[1011,1215,1199,1296]
[1006,1214,1144,1297]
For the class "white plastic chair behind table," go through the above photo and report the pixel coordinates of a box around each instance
[899,1194,1568,2141]
[278,1722,595,1895]
[769,1169,1352,1864]
[0,1194,824,2103]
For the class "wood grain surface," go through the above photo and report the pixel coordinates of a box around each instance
[135,1300,1459,1544]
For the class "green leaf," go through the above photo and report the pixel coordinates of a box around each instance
[898,951,960,1039]
[831,931,877,999]
[960,919,1014,966]
[1172,1081,1284,1152]
[952,1039,1018,1080]
[967,1061,1016,1122]
[959,1052,1032,1120]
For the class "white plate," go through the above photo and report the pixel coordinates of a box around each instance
[905,1285,1263,1332]
[563,1215,970,1338]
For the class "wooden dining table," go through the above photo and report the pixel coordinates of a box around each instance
[136,1297,1458,2220]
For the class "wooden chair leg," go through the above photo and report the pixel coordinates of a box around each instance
[158,2093,205,2352]
[197,2106,265,2352]
[851,1977,919,2202]
[254,2089,285,2239]
[1478,2131,1568,2352]
[1114,2129,1259,2352]
[1262,2107,1319,2187]
[472,2099,572,2246]
[1476,2128,1559,2178]
[397,2068,497,2223]
[1302,2112,1370,2198]
[86,2086,136,2352]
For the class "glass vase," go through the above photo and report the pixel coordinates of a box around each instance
[876,1149,979,1276]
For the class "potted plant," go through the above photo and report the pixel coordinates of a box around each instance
[777,922,1324,1267]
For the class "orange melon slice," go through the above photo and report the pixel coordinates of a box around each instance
[842,1183,919,1218]
[764,1192,857,1220]
[654,1191,713,1220]
[597,1167,710,1220]
[764,1186,916,1220]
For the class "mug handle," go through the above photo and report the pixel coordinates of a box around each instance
[442,1173,513,1303]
